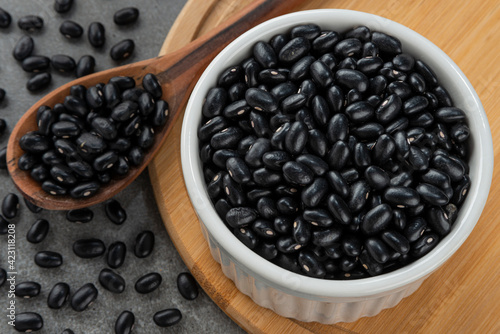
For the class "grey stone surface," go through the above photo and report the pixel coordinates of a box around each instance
[0,1,245,333]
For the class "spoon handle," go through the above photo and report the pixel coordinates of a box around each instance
[152,0,305,84]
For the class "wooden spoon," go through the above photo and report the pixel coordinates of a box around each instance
[6,0,304,210]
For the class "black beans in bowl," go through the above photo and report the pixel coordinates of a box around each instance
[198,24,471,280]
[17,73,170,199]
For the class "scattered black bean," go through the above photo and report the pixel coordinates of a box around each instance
[18,15,44,32]
[51,54,76,72]
[26,219,49,243]
[27,72,52,91]
[105,199,127,224]
[107,241,127,269]
[71,283,98,312]
[0,7,11,28]
[0,215,9,234]
[115,310,135,334]
[135,272,162,294]
[134,230,155,258]
[177,272,199,300]
[88,22,105,47]
[34,250,63,268]
[47,282,70,309]
[15,281,41,298]
[60,20,83,39]
[2,193,19,219]
[110,39,135,61]
[73,238,106,258]
[13,35,34,61]
[153,308,182,328]
[76,55,95,77]
[14,312,44,332]
[54,0,73,13]
[99,268,126,293]
[114,7,139,25]
[66,208,94,223]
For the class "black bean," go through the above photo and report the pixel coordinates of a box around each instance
[17,152,37,171]
[75,55,95,78]
[177,272,199,300]
[225,207,257,228]
[325,170,349,198]
[370,31,402,54]
[365,237,390,264]
[383,186,420,208]
[404,217,427,242]
[411,232,439,258]
[381,230,410,254]
[115,311,135,334]
[13,35,34,61]
[361,203,393,235]
[54,0,73,13]
[450,123,470,143]
[431,154,464,182]
[35,250,63,268]
[288,55,314,81]
[359,250,383,276]
[26,72,51,91]
[364,165,390,190]
[14,312,44,332]
[292,216,311,244]
[335,69,368,92]
[253,41,278,68]
[114,7,139,25]
[279,37,310,64]
[88,22,105,47]
[26,219,49,244]
[301,209,332,228]
[333,37,362,58]
[71,283,98,312]
[351,122,384,140]
[295,155,328,177]
[341,234,362,257]
[153,308,182,328]
[425,206,451,236]
[70,181,100,198]
[244,87,278,113]
[452,175,471,206]
[414,59,438,87]
[51,54,76,73]
[15,281,41,298]
[99,268,125,294]
[47,282,70,309]
[326,193,352,225]
[110,39,135,61]
[150,99,169,127]
[345,101,374,124]
[282,160,314,186]
[298,250,326,278]
[66,208,93,223]
[59,20,83,39]
[104,241,127,269]
[234,226,258,249]
[309,60,334,88]
[0,7,11,28]
[135,272,162,294]
[73,238,106,258]
[134,230,154,258]
[326,140,350,171]
[2,193,19,219]
[416,183,449,206]
[62,329,75,334]
[18,15,43,32]
[24,198,42,213]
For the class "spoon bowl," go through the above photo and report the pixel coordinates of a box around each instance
[6,0,303,210]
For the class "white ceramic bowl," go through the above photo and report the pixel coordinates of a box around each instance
[181,9,494,323]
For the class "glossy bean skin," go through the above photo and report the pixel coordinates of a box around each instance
[335,69,368,92]
[327,194,352,225]
[135,272,162,294]
[2,193,19,219]
[177,272,199,300]
[107,241,127,269]
[298,250,326,278]
[110,39,135,61]
[73,238,106,258]
[18,15,43,31]
[26,219,49,243]
[361,204,393,235]
[14,312,44,332]
[134,230,155,258]
[279,37,311,64]
[153,309,182,328]
[88,22,105,47]
[115,310,135,334]
[66,208,93,223]
[384,187,420,208]
[99,268,126,293]
[51,54,76,73]
[15,281,41,298]
[27,72,52,91]
[114,7,139,25]
[71,283,98,312]
[76,55,95,78]
[60,20,83,39]
[35,251,63,268]
[47,282,70,309]
[13,35,34,60]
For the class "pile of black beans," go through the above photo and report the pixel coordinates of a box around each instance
[17,73,169,198]
[0,193,199,333]
[5,3,139,92]
[199,24,471,279]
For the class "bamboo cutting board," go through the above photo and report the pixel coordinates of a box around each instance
[149,1,500,333]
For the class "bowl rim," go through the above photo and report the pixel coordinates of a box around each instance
[181,9,494,298]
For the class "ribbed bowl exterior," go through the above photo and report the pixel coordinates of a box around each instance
[200,222,426,324]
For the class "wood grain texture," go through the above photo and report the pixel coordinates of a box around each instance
[149,1,500,333]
